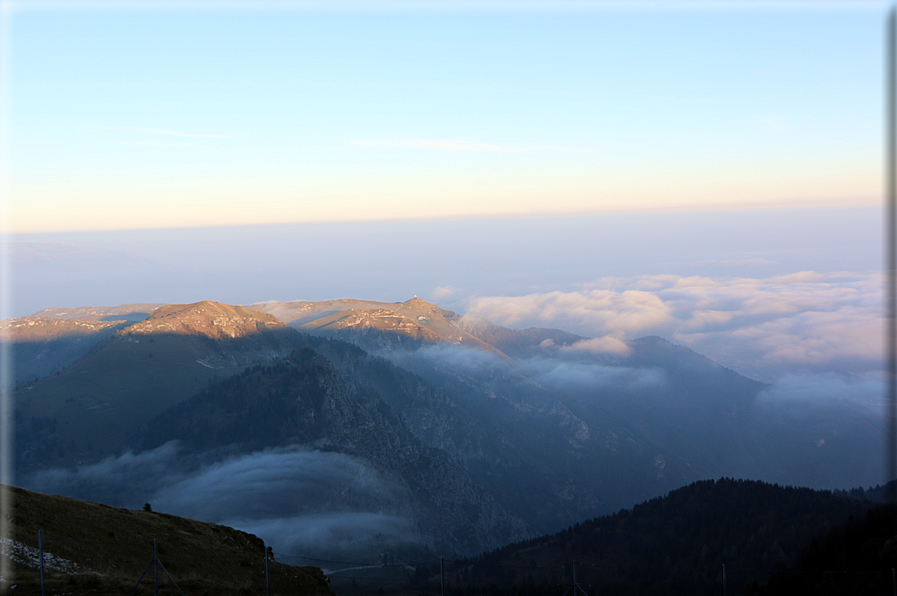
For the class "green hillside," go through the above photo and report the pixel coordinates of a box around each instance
[2,484,333,596]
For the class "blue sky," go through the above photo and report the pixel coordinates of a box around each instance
[3,1,885,232]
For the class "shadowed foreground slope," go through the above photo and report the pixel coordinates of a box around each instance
[2,485,333,596]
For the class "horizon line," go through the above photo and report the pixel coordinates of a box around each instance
[8,196,879,236]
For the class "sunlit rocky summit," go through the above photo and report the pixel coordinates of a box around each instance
[253,296,510,357]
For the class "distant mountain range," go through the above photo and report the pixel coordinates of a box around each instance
[6,297,885,559]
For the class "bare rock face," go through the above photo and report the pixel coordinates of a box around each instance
[122,301,288,340]
[2,317,123,341]
[302,308,444,341]
[258,297,511,359]
[28,303,166,322]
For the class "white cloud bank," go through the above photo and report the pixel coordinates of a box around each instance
[23,444,418,558]
[466,271,882,381]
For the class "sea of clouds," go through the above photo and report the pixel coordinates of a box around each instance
[462,270,882,383]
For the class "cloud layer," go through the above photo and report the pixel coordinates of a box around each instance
[519,358,666,392]
[465,271,881,381]
[23,444,418,558]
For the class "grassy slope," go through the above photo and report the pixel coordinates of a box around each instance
[4,484,333,596]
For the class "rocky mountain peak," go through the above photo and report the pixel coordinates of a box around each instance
[397,296,456,318]
[120,301,288,340]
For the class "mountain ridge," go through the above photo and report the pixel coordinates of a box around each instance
[8,295,884,562]
[121,300,289,340]
[254,297,513,360]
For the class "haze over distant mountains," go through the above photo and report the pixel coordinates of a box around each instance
[6,206,882,394]
[7,296,884,560]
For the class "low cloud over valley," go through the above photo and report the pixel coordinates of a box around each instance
[23,444,419,558]
[465,271,881,383]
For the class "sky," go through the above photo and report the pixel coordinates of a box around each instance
[1,1,885,232]
[0,0,890,383]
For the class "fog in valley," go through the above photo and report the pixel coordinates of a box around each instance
[23,443,421,558]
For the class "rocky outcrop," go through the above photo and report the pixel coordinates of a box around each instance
[122,301,288,340]
[256,297,512,359]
